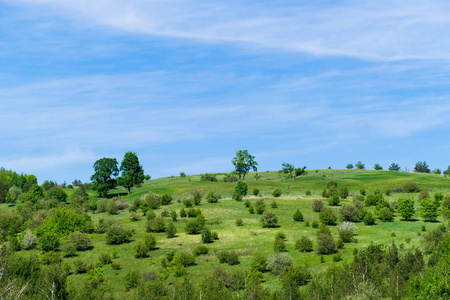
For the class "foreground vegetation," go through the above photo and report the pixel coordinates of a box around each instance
[1,168,450,299]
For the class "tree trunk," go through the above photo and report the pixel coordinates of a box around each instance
[127,187,131,194]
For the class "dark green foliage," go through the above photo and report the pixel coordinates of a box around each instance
[235,218,244,226]
[378,207,394,222]
[293,209,304,222]
[201,228,212,243]
[317,225,336,255]
[160,194,172,205]
[201,173,217,182]
[105,224,132,244]
[40,251,62,265]
[223,173,238,182]
[272,188,282,197]
[22,184,45,203]
[339,187,349,199]
[312,199,324,212]
[305,190,312,196]
[420,198,439,221]
[260,211,279,228]
[0,209,23,235]
[326,180,337,189]
[47,187,68,202]
[234,180,248,197]
[141,192,161,210]
[244,199,251,207]
[403,182,420,193]
[356,161,365,169]
[185,217,204,234]
[144,234,156,250]
[73,259,87,274]
[165,222,177,238]
[374,163,383,170]
[107,200,119,215]
[389,163,401,171]
[414,161,430,173]
[66,231,92,251]
[365,193,384,206]
[90,157,119,197]
[205,191,220,203]
[232,150,258,180]
[232,192,242,201]
[271,200,277,208]
[173,251,196,267]
[71,188,89,207]
[319,207,337,225]
[398,197,415,220]
[125,270,141,291]
[339,204,362,222]
[211,231,219,240]
[311,220,319,228]
[255,199,265,214]
[328,194,340,206]
[94,218,115,233]
[418,189,430,201]
[253,188,259,196]
[39,232,60,251]
[217,251,240,265]
[267,253,292,274]
[192,190,202,205]
[193,245,208,256]
[337,222,356,242]
[180,208,187,218]
[134,243,148,258]
[346,164,353,169]
[250,253,267,272]
[248,204,255,214]
[170,210,177,221]
[275,232,286,240]
[146,215,165,232]
[118,152,144,194]
[421,229,444,254]
[434,192,444,205]
[295,236,313,252]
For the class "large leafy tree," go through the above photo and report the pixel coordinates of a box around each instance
[232,150,258,180]
[414,161,430,173]
[90,157,119,197]
[118,151,144,194]
[398,198,415,220]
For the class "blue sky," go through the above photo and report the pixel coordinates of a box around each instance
[1,0,450,183]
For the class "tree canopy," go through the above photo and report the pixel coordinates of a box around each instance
[231,150,258,180]
[414,161,430,173]
[90,157,119,197]
[118,151,144,194]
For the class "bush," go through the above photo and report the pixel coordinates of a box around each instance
[141,192,161,210]
[363,212,376,225]
[40,251,62,265]
[255,199,265,214]
[73,259,87,274]
[180,208,187,218]
[193,245,208,256]
[95,218,114,233]
[66,231,92,251]
[22,231,37,250]
[111,262,121,270]
[244,199,251,208]
[223,173,238,182]
[311,220,319,228]
[232,192,242,202]
[398,198,415,220]
[211,231,219,240]
[99,252,112,265]
[295,236,313,252]
[261,211,279,228]
[201,228,213,244]
[217,251,240,265]
[339,187,349,199]
[272,188,282,197]
[317,226,336,255]
[273,238,286,252]
[234,181,248,197]
[125,270,141,291]
[106,224,132,245]
[305,190,312,196]
[271,201,277,208]
[192,190,202,205]
[337,222,356,242]
[107,200,119,215]
[319,208,337,225]
[275,232,286,240]
[418,189,430,202]
[161,194,172,205]
[293,209,304,222]
[253,188,260,196]
[248,204,255,214]
[134,243,149,258]
[339,204,361,222]
[403,182,420,193]
[235,218,244,226]
[267,253,293,275]
[312,199,324,212]
[185,217,204,234]
[39,232,60,252]
[183,199,193,208]
[201,173,217,182]
[365,193,383,206]
[165,222,177,238]
[420,198,439,221]
[378,207,393,222]
[173,251,196,267]
[146,216,166,233]
[206,192,220,203]
[328,194,340,206]
[170,210,177,221]
[250,253,267,273]
[144,234,156,250]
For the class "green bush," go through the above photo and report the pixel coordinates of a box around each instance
[418,189,430,201]
[217,251,240,265]
[223,173,238,182]
[235,218,244,226]
[339,204,361,222]
[312,199,324,212]
[73,259,87,274]
[317,226,336,255]
[253,188,260,196]
[185,217,205,234]
[261,211,279,228]
[201,228,212,244]
[234,181,248,197]
[248,204,255,214]
[125,270,141,291]
[403,182,420,193]
[378,207,393,222]
[337,222,356,242]
[311,220,319,228]
[192,190,202,205]
[211,231,219,240]
[99,252,112,265]
[134,243,149,258]
[107,200,119,215]
[180,208,187,218]
[305,190,312,196]
[173,251,196,267]
[267,253,292,275]
[206,192,220,203]
[271,201,278,208]
[244,199,251,208]
[295,236,313,252]
[328,194,340,206]
[39,232,60,252]
[201,173,217,182]
[144,234,156,250]
[319,208,337,225]
[66,231,92,251]
[146,216,166,233]
[293,209,304,222]
[255,199,265,214]
[363,212,376,225]
[272,188,282,197]
[161,194,173,205]
[339,187,349,199]
[40,251,62,265]
[183,199,193,208]
[165,222,177,238]
[193,245,208,256]
[106,224,132,245]
[250,253,267,272]
[398,198,415,220]
[273,238,286,252]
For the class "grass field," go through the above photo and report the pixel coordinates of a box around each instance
[3,169,450,297]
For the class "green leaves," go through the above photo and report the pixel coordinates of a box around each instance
[231,150,257,180]
[90,157,119,197]
[119,151,144,194]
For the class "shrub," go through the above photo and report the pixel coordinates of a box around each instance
[22,231,37,250]
[418,189,430,202]
[234,181,248,197]
[328,194,340,206]
[337,222,356,242]
[235,218,244,226]
[273,238,286,252]
[111,262,121,270]
[434,192,444,205]
[106,224,132,245]
[40,251,62,265]
[255,199,265,214]
[125,270,141,291]
[363,212,376,225]
[305,190,312,196]
[211,231,219,240]
[66,231,92,251]
[201,228,213,244]
[223,173,238,182]
[261,211,279,228]
[403,182,420,193]
[271,201,278,208]
[317,226,336,255]
[248,205,255,214]
[129,211,140,221]
[311,220,319,228]
[185,217,204,234]
[183,199,193,208]
[99,252,112,265]
[339,187,349,199]
[193,245,208,256]
[295,236,313,252]
[319,208,337,225]
[378,207,393,222]
[144,234,157,250]
[244,199,251,208]
[339,204,361,222]
[293,209,304,222]
[187,208,201,218]
[420,198,439,221]
[398,198,415,220]
[201,173,217,182]
[173,251,196,267]
[141,192,161,210]
[107,200,119,215]
[134,243,149,258]
[146,216,166,233]
[206,192,220,203]
[217,251,240,265]
[161,194,172,205]
[180,208,187,218]
[312,199,324,212]
[250,253,267,272]
[95,218,114,233]
[267,253,293,275]
[275,232,286,240]
[232,192,242,202]
[39,232,60,252]
[73,259,87,274]
[165,222,177,238]
[170,210,177,221]
[272,188,282,197]
[253,188,260,196]
[192,190,202,205]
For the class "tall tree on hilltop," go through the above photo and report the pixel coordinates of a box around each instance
[119,151,144,194]
[90,157,119,197]
[232,150,258,180]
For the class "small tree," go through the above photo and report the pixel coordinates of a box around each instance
[231,150,258,180]
[165,222,177,238]
[398,198,415,220]
[389,163,401,171]
[90,157,119,197]
[374,164,383,170]
[355,161,365,169]
[337,222,356,243]
[338,187,349,199]
[261,211,279,228]
[39,232,61,252]
[272,188,282,197]
[161,194,173,205]
[295,236,313,252]
[316,226,336,255]
[312,199,324,212]
[420,198,438,221]
[319,208,337,225]
[293,209,304,222]
[414,161,431,173]
[346,164,353,169]
[118,151,144,194]
[201,228,213,244]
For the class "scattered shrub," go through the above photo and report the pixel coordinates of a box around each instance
[255,199,266,214]
[134,243,149,258]
[272,188,282,197]
[271,201,278,208]
[206,192,220,203]
[261,211,279,228]
[363,212,376,225]
[22,231,37,250]
[161,194,173,205]
[144,234,156,250]
[129,211,141,221]
[201,228,213,244]
[235,218,244,226]
[273,238,286,252]
[73,259,87,274]
[211,231,219,240]
[66,231,92,251]
[267,253,293,275]
[296,236,313,252]
[201,174,217,182]
[234,181,248,197]
[403,182,420,193]
[193,245,208,256]
[293,209,304,222]
[319,208,337,225]
[180,208,187,218]
[39,232,60,252]
[244,199,251,207]
[161,208,170,218]
[250,253,267,273]
[106,224,132,245]
[378,207,394,222]
[125,270,141,291]
[275,232,286,240]
[146,216,166,233]
[339,187,349,199]
[173,251,196,267]
[170,210,177,221]
[248,205,255,214]
[328,195,340,206]
[99,252,112,265]
[253,188,260,196]
[217,251,240,265]
[311,220,319,228]
[317,226,336,255]
[337,222,356,242]
[339,204,361,222]
[305,190,312,196]
[183,199,193,208]
[223,173,238,182]
[192,190,202,205]
[165,222,177,238]
[312,199,324,212]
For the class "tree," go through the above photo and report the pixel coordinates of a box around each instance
[374,164,383,170]
[389,163,401,171]
[355,161,365,169]
[90,158,119,197]
[118,151,144,194]
[414,161,431,173]
[420,198,438,221]
[346,164,354,169]
[231,150,257,180]
[398,198,415,220]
